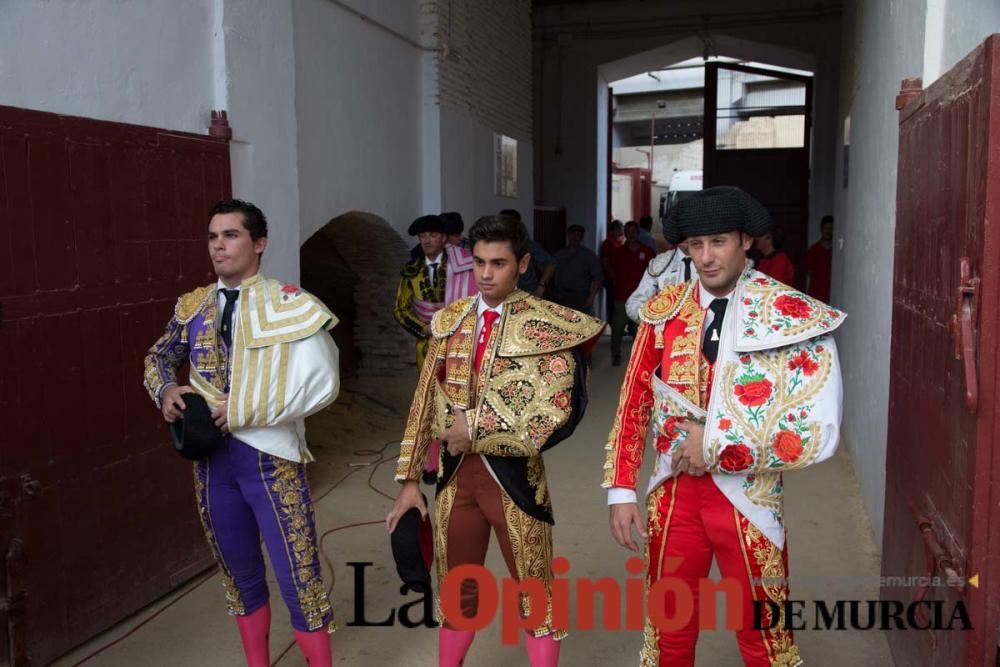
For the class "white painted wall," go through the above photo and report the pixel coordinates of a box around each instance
[440,107,534,223]
[221,0,301,284]
[834,0,1000,546]
[292,0,424,245]
[0,1,213,133]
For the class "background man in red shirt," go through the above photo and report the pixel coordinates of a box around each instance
[754,230,795,286]
[805,215,834,302]
[608,221,655,365]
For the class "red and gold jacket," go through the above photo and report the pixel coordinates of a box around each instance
[603,265,846,547]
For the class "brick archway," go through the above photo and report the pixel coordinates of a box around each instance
[300,211,413,378]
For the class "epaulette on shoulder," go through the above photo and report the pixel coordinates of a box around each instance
[401,258,422,279]
[647,251,673,277]
[175,284,213,323]
[638,281,694,325]
[431,296,477,338]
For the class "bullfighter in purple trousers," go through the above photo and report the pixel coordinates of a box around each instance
[143,199,340,666]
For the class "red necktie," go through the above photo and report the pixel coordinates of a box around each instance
[474,309,500,372]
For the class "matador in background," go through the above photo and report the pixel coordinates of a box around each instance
[394,214,450,371]
[388,214,604,667]
[604,187,846,667]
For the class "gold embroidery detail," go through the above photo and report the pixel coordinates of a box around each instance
[193,462,245,615]
[431,296,478,338]
[494,292,603,357]
[263,454,331,631]
[433,477,460,624]
[500,490,566,639]
[176,285,213,323]
[639,280,694,325]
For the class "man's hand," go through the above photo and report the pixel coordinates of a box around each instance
[609,502,648,552]
[421,323,432,337]
[211,395,230,434]
[161,384,195,423]
[534,285,546,298]
[671,420,708,476]
[442,408,472,456]
[386,481,428,533]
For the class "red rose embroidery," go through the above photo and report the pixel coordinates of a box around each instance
[743,297,752,305]
[816,345,825,353]
[663,416,679,440]
[754,278,770,286]
[749,311,758,319]
[734,378,773,407]
[718,418,732,431]
[281,284,299,294]
[773,431,804,463]
[800,410,808,418]
[552,391,570,410]
[774,295,813,319]
[739,355,751,364]
[772,324,780,331]
[787,350,820,376]
[719,443,754,472]
[787,413,796,422]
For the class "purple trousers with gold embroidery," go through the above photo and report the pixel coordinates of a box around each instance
[193,436,332,632]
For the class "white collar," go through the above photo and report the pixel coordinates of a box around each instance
[424,252,443,266]
[216,278,246,293]
[476,298,504,319]
[697,281,735,309]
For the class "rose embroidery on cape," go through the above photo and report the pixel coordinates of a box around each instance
[719,443,754,472]
[734,374,773,407]
[773,294,813,319]
[772,430,804,463]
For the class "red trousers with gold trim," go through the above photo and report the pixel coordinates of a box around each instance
[643,474,800,667]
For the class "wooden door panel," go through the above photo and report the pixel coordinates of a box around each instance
[885,35,1000,666]
[0,104,230,664]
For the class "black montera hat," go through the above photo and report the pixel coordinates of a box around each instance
[169,393,225,461]
[408,214,447,236]
[440,212,464,235]
[390,496,434,593]
[663,186,771,244]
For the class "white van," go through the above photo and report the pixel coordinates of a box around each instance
[659,170,703,220]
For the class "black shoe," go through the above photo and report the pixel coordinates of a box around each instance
[612,355,622,367]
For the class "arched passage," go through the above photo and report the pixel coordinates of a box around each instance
[300,211,413,378]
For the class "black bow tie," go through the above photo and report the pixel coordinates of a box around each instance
[702,298,728,363]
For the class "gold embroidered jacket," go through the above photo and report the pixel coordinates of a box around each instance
[395,290,604,523]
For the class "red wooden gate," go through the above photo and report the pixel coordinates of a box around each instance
[884,35,1000,666]
[0,105,231,664]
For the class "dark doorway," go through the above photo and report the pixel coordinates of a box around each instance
[704,62,813,287]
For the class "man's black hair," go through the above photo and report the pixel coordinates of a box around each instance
[498,208,522,221]
[469,215,530,260]
[211,199,268,241]
[638,215,653,229]
[567,224,585,235]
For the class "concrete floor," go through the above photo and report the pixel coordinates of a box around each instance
[56,346,894,667]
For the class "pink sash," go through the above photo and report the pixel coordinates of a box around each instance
[445,245,477,305]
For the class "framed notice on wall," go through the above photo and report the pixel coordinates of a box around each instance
[494,133,518,198]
